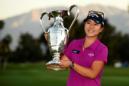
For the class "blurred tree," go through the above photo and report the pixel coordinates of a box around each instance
[108,32,123,64]
[118,34,129,62]
[12,33,43,62]
[0,35,12,70]
[0,20,4,29]
[0,20,5,69]
[100,19,129,64]
[39,33,51,61]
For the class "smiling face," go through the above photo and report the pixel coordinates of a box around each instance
[84,19,103,38]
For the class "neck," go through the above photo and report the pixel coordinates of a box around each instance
[86,36,97,41]
[83,36,97,49]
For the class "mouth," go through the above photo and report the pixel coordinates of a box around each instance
[87,29,96,33]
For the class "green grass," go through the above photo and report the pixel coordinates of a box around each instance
[0,63,129,86]
[102,67,129,86]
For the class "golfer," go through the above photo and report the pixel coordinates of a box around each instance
[60,10,108,86]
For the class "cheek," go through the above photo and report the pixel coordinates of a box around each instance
[98,28,103,32]
[95,28,103,34]
[84,25,87,32]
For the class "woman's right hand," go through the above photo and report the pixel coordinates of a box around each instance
[60,55,72,68]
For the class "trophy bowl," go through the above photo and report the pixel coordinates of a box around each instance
[46,21,68,71]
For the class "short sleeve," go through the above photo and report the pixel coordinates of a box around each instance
[63,40,76,59]
[95,46,108,64]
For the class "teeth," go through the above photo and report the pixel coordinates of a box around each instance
[88,30,95,33]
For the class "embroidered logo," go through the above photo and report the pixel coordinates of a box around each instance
[72,49,80,54]
[88,53,94,57]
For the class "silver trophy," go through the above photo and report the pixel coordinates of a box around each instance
[40,5,79,71]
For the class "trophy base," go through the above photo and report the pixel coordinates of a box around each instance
[46,64,65,71]
[46,61,66,71]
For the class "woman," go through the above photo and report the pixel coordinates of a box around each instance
[59,10,108,86]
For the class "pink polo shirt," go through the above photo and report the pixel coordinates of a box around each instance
[63,38,108,86]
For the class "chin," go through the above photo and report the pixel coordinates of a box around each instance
[86,34,98,38]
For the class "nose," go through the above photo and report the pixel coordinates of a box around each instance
[89,23,95,29]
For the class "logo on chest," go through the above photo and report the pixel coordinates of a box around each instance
[72,49,80,54]
[88,53,95,57]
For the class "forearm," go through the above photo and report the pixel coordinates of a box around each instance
[72,61,104,79]
[60,55,104,79]
[73,63,96,79]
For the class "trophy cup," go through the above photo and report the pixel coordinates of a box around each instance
[40,5,79,71]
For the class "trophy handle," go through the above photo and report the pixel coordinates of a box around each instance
[68,5,79,33]
[40,12,49,33]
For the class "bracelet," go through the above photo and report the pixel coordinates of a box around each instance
[70,61,74,68]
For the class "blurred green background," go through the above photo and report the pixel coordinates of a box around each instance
[0,63,129,86]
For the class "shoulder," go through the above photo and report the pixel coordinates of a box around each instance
[94,40,108,64]
[69,38,84,45]
[64,38,83,53]
[97,40,108,52]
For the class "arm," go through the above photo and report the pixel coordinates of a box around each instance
[60,55,104,79]
[73,46,108,79]
[73,61,104,79]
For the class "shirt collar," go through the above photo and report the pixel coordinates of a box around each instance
[90,39,100,51]
[81,37,100,51]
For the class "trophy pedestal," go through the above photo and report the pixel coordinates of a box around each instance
[46,64,65,71]
[46,52,66,71]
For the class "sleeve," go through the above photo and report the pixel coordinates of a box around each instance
[95,46,108,64]
[63,40,75,59]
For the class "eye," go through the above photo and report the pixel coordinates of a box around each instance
[86,20,91,24]
[95,23,101,26]
[86,22,90,24]
[94,23,98,25]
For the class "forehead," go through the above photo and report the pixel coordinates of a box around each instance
[86,19,100,24]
